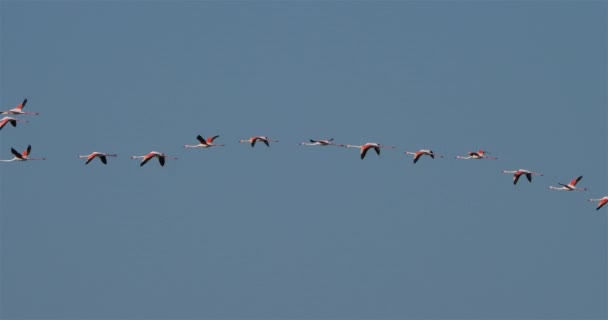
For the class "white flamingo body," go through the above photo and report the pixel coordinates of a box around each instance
[131,151,177,167]
[78,152,118,165]
[184,135,225,148]
[1,99,38,116]
[549,176,587,191]
[588,197,608,211]
[405,149,443,164]
[455,150,497,160]
[0,145,46,162]
[345,143,396,159]
[502,169,543,185]
[299,138,345,147]
[0,116,28,130]
[239,136,279,147]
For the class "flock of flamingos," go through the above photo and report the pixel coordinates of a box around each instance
[1,98,607,211]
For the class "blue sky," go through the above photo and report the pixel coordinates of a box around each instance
[0,1,606,319]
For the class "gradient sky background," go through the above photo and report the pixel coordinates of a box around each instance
[0,1,606,319]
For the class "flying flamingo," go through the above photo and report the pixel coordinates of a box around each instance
[0,116,28,130]
[455,150,497,160]
[588,197,608,211]
[299,138,345,147]
[548,176,587,191]
[131,151,177,167]
[345,143,396,159]
[239,136,279,147]
[78,152,118,165]
[184,135,225,148]
[502,169,543,185]
[0,145,46,162]
[0,99,39,115]
[404,149,444,164]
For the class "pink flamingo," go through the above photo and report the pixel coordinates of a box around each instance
[1,99,39,115]
[455,150,497,160]
[404,149,443,164]
[0,145,46,162]
[588,197,608,211]
[548,176,587,191]
[502,169,543,185]
[345,143,396,159]
[184,135,225,148]
[239,136,279,147]
[131,151,177,167]
[0,116,28,130]
[299,138,345,147]
[78,152,118,165]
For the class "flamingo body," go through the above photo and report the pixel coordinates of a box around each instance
[1,99,38,115]
[131,151,177,167]
[502,169,543,185]
[239,136,278,148]
[0,116,27,130]
[589,197,608,211]
[78,152,118,165]
[184,134,225,148]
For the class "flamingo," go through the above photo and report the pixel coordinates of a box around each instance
[78,152,118,165]
[345,143,396,159]
[131,151,177,167]
[0,145,46,162]
[455,150,497,160]
[0,116,28,130]
[184,135,225,148]
[239,136,279,147]
[404,149,443,164]
[548,176,587,191]
[502,169,543,185]
[1,99,39,115]
[299,138,345,147]
[588,197,608,211]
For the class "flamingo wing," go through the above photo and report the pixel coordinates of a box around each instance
[140,155,153,166]
[196,135,207,144]
[158,156,165,166]
[100,155,107,164]
[374,146,381,156]
[360,146,370,159]
[513,173,522,185]
[262,139,269,147]
[85,154,96,164]
[597,199,608,210]
[11,148,23,159]
[207,135,219,143]
[525,173,532,182]
[413,152,423,164]
[15,99,27,110]
[23,145,31,157]
[0,118,7,130]
[569,176,583,186]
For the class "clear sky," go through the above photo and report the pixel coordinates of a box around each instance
[0,1,606,319]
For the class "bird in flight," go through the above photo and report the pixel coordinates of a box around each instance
[184,135,225,148]
[299,138,345,147]
[345,143,396,159]
[502,169,543,185]
[455,150,497,160]
[1,99,39,116]
[588,197,608,211]
[239,136,279,147]
[548,176,587,191]
[0,116,28,130]
[131,151,177,167]
[0,145,46,162]
[78,152,118,165]
[404,149,443,164]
